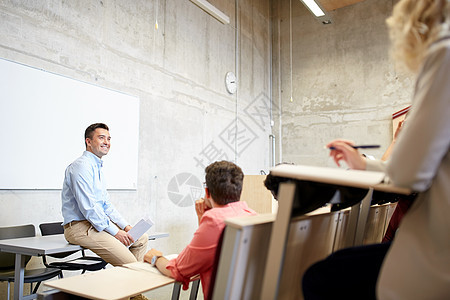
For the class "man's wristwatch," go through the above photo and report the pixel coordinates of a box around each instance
[151,255,162,266]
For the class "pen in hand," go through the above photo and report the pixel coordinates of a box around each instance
[327,145,381,150]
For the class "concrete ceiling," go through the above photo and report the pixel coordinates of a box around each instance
[318,0,364,11]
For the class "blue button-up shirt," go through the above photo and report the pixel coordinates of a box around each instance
[61,151,128,236]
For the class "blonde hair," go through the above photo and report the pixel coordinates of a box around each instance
[386,0,449,72]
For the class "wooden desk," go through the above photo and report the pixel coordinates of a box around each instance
[43,262,200,300]
[260,164,411,300]
[241,175,273,213]
[44,266,175,300]
[148,231,170,240]
[0,235,82,300]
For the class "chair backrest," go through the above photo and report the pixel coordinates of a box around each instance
[0,224,35,269]
[39,222,64,236]
[39,222,78,259]
[205,228,226,300]
[211,214,274,299]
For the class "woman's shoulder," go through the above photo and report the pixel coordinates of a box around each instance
[425,34,450,62]
[417,33,450,87]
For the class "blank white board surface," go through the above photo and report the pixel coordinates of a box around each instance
[0,58,139,189]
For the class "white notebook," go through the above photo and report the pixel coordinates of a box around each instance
[128,218,154,245]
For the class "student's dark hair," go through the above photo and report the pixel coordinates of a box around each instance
[205,160,244,205]
[263,163,294,200]
[84,123,109,147]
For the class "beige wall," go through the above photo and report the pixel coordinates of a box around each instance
[272,0,413,166]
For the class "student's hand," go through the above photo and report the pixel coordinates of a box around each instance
[195,198,211,224]
[144,249,172,277]
[382,120,404,161]
[144,248,163,264]
[394,120,404,139]
[326,139,366,170]
[114,229,134,246]
[124,225,132,232]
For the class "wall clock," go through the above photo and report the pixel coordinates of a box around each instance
[225,71,237,94]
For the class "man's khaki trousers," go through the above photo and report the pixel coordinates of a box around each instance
[64,220,148,266]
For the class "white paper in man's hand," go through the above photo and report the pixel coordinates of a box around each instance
[128,218,154,244]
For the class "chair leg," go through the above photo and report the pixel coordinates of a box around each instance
[7,282,10,300]
[189,279,200,300]
[32,282,41,294]
[171,282,182,300]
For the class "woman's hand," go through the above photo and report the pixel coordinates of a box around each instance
[326,139,366,170]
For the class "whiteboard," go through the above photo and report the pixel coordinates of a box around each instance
[0,58,139,190]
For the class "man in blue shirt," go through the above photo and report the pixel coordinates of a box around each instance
[61,123,148,266]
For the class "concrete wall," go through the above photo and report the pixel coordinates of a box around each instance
[272,0,414,167]
[0,0,417,298]
[0,0,271,295]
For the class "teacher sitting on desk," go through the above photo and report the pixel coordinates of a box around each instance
[144,160,257,299]
[61,123,148,268]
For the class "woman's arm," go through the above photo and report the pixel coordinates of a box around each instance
[381,120,404,161]
[387,42,450,190]
[326,139,367,170]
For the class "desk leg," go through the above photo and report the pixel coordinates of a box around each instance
[14,253,26,300]
[260,182,296,300]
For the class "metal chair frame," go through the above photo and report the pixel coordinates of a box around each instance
[38,222,107,276]
[0,224,62,299]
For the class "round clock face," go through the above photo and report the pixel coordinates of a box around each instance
[225,72,237,94]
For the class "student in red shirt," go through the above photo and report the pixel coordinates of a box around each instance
[144,161,257,298]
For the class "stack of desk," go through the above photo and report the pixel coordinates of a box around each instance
[212,164,410,300]
[261,164,409,300]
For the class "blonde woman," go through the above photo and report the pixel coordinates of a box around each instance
[305,1,450,299]
[377,0,450,298]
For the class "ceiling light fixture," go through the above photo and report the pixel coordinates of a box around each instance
[298,0,332,25]
[300,0,325,17]
[190,0,230,25]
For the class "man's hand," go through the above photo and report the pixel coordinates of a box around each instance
[326,139,366,170]
[144,248,172,277]
[195,198,211,224]
[114,229,134,246]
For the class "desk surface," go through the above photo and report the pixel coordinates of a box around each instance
[271,164,411,194]
[45,266,175,300]
[148,231,170,240]
[0,232,169,257]
[0,234,82,256]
